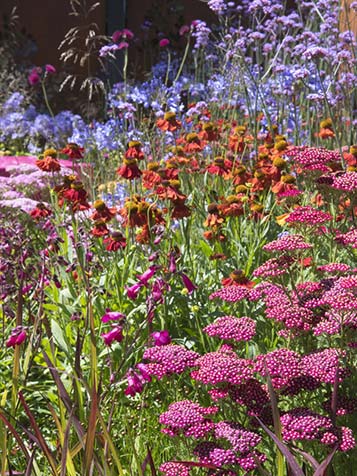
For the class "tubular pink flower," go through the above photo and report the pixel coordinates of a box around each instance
[126,282,143,300]
[101,326,123,346]
[180,272,197,293]
[137,265,159,286]
[101,310,126,323]
[6,327,27,347]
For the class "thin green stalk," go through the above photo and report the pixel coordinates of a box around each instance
[41,80,55,118]
[173,34,191,85]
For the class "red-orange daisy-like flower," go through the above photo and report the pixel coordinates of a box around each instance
[183,133,204,154]
[124,141,145,161]
[198,121,219,141]
[61,143,84,159]
[206,157,233,178]
[142,168,162,190]
[36,156,61,172]
[117,158,142,180]
[157,112,182,132]
[171,199,191,219]
[218,196,244,217]
[62,180,90,210]
[103,231,127,251]
[92,220,109,237]
[30,203,52,220]
[91,199,116,222]
[221,269,255,289]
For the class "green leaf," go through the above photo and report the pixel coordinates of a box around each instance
[51,320,69,354]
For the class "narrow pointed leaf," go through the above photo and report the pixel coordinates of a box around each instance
[0,410,30,462]
[256,417,305,476]
[292,447,319,470]
[313,445,338,476]
[18,392,58,475]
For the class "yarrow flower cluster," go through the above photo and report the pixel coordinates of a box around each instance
[263,234,312,252]
[191,346,253,385]
[285,206,332,225]
[143,344,199,379]
[204,315,256,342]
[159,400,218,438]
[285,146,342,172]
[209,285,250,302]
[331,172,357,192]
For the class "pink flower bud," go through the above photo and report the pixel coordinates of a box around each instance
[159,38,170,48]
[45,64,56,74]
[28,68,41,86]
[6,327,27,347]
[179,25,190,36]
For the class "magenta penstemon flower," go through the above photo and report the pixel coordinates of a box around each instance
[124,370,144,396]
[6,326,27,347]
[151,330,171,346]
[136,265,159,286]
[126,282,143,300]
[101,326,123,346]
[101,310,126,323]
[168,252,177,273]
[151,278,170,303]
[124,364,151,396]
[180,272,197,294]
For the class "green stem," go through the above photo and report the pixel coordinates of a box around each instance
[41,80,55,118]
